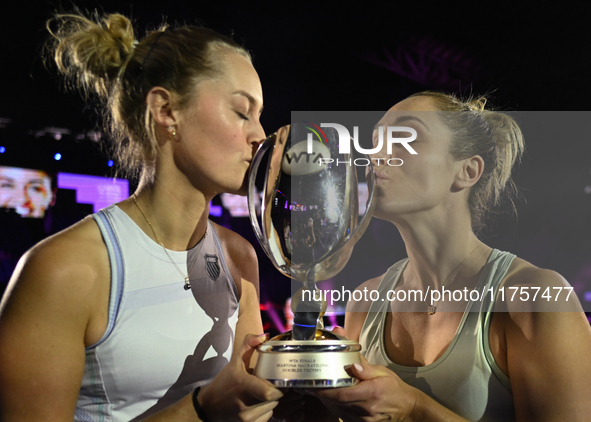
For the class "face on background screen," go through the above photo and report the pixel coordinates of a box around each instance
[0,166,54,218]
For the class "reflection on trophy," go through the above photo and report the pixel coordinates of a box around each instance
[248,122,375,387]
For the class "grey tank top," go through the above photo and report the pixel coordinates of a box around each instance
[359,249,515,422]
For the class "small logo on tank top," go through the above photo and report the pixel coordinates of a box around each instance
[205,254,220,280]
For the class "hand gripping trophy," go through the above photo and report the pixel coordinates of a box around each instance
[248,122,375,388]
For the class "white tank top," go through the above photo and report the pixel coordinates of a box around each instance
[75,204,239,421]
[359,249,515,422]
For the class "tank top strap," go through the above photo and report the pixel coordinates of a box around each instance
[370,259,409,313]
[359,259,408,359]
[478,249,516,391]
[90,206,126,349]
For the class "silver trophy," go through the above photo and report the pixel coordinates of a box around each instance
[248,122,375,388]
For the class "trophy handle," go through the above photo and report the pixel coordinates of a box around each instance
[347,155,376,245]
[247,136,275,261]
[248,131,292,273]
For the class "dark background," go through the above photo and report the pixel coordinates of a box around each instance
[1,1,590,331]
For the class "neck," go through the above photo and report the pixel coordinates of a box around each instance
[121,166,211,251]
[394,210,491,291]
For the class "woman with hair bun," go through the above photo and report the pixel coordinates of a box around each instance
[310,92,591,421]
[0,11,282,422]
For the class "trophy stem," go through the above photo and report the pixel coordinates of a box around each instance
[292,272,324,340]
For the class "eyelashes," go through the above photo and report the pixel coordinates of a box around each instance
[236,111,250,121]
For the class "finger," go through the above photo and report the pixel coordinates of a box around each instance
[255,410,275,422]
[240,373,284,403]
[279,390,306,403]
[344,362,389,381]
[304,387,355,403]
[235,333,267,367]
[359,353,369,365]
[331,326,347,338]
[312,386,368,407]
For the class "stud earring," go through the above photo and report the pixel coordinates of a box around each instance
[168,126,177,138]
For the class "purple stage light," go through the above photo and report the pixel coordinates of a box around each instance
[57,173,129,212]
[209,204,223,217]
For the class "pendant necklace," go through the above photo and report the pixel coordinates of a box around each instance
[133,197,207,290]
[425,244,481,315]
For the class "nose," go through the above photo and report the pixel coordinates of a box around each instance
[369,142,389,162]
[4,191,27,207]
[249,120,266,151]
[4,191,32,216]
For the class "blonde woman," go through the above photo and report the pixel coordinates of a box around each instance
[311,92,591,421]
[0,11,282,422]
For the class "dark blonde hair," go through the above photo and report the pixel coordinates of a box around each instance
[409,91,525,233]
[47,12,251,177]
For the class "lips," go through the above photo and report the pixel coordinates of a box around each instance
[373,170,388,180]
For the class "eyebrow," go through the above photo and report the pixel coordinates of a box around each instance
[392,115,430,131]
[232,90,264,115]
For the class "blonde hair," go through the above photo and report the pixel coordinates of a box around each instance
[409,91,525,233]
[46,11,251,177]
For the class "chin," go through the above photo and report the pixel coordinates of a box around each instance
[229,179,248,196]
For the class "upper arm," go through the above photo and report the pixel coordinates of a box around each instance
[502,269,591,421]
[0,225,106,421]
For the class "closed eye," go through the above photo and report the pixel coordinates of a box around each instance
[236,111,250,121]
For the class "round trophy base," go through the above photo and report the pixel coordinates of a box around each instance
[254,330,362,388]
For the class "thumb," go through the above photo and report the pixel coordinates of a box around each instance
[331,326,348,339]
[359,353,370,365]
[344,360,388,381]
[235,333,267,366]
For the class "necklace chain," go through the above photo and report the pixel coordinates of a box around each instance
[133,196,206,290]
[425,244,481,315]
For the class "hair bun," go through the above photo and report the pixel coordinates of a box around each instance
[48,12,136,98]
[103,14,136,65]
[408,90,525,233]
[468,97,487,112]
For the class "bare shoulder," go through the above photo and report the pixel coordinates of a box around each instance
[0,217,111,419]
[503,257,570,288]
[1,216,110,340]
[491,257,591,420]
[4,216,107,298]
[498,256,579,313]
[210,221,259,298]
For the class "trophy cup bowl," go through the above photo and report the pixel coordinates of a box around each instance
[247,122,375,388]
